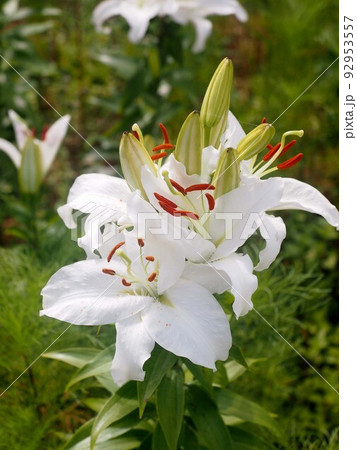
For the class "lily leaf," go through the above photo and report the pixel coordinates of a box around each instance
[90,382,138,449]
[186,385,233,450]
[137,345,177,417]
[157,366,185,450]
[42,347,100,369]
[216,389,280,437]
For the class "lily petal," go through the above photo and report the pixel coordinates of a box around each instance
[191,18,212,53]
[111,317,155,387]
[58,173,130,231]
[0,138,21,168]
[209,177,284,259]
[41,259,150,325]
[220,111,246,148]
[8,109,31,151]
[41,114,70,175]
[269,177,339,229]
[92,0,125,33]
[182,261,231,294]
[255,213,286,271]
[141,279,232,369]
[212,253,257,317]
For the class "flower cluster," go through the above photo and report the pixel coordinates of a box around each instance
[41,59,338,387]
[92,0,248,52]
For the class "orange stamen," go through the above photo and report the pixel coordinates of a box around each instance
[122,278,132,287]
[152,143,174,152]
[107,241,125,262]
[279,140,297,158]
[261,117,267,123]
[145,256,155,262]
[185,183,215,193]
[151,152,167,161]
[205,193,215,211]
[137,238,145,247]
[154,192,177,208]
[159,201,176,215]
[173,210,200,220]
[102,268,116,276]
[170,179,186,195]
[267,144,274,150]
[132,130,140,140]
[277,153,303,170]
[148,272,157,282]
[159,123,170,144]
[263,143,281,161]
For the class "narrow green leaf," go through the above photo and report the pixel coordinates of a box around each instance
[42,348,100,369]
[137,345,177,417]
[186,385,232,450]
[157,367,185,450]
[91,382,138,449]
[230,346,248,369]
[183,359,214,395]
[216,390,280,437]
[152,423,170,450]
[66,345,114,389]
[229,427,274,450]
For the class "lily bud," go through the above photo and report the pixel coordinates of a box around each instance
[18,137,43,194]
[200,58,233,131]
[175,111,202,175]
[211,147,240,198]
[236,123,275,161]
[119,132,156,197]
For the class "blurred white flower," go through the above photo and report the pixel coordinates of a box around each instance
[92,0,248,52]
[0,110,70,192]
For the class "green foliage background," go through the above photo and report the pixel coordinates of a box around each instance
[0,0,338,448]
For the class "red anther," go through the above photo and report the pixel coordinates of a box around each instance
[279,139,297,158]
[154,192,177,208]
[132,130,140,140]
[263,143,281,161]
[159,123,170,144]
[277,153,303,170]
[173,210,200,220]
[41,124,49,140]
[151,152,167,161]
[169,179,186,195]
[205,193,215,211]
[267,144,274,150]
[122,278,132,287]
[147,272,157,282]
[159,201,176,215]
[107,241,125,262]
[152,143,174,152]
[145,256,155,262]
[102,268,116,276]
[137,238,145,247]
[261,117,267,123]
[185,183,215,193]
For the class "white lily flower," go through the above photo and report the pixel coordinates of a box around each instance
[92,0,248,52]
[41,232,232,386]
[0,110,70,186]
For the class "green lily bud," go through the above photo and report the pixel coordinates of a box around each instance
[119,132,157,198]
[18,137,43,194]
[200,58,233,132]
[211,147,240,198]
[236,123,275,161]
[175,111,202,175]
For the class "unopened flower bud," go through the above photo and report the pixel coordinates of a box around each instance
[175,111,202,175]
[236,123,275,161]
[19,137,43,194]
[211,147,240,198]
[119,132,156,197]
[200,58,233,131]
